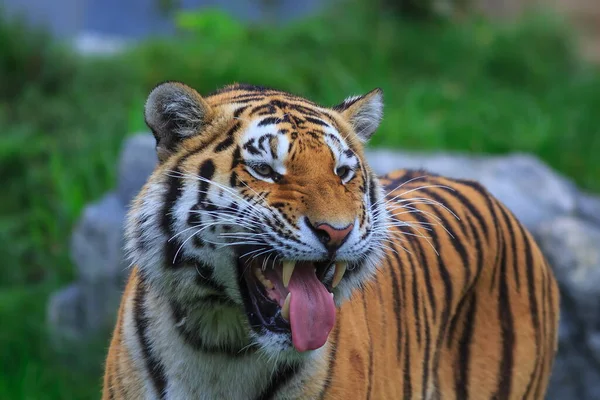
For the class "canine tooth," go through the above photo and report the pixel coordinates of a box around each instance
[282,293,291,320]
[262,277,274,290]
[332,261,347,288]
[282,261,295,288]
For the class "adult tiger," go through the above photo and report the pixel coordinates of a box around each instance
[102,81,559,399]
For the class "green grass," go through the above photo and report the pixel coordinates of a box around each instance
[1,2,599,398]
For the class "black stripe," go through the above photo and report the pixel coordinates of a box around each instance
[318,324,340,400]
[374,270,387,338]
[233,105,249,117]
[466,213,485,284]
[226,96,268,104]
[446,294,470,348]
[161,171,185,266]
[254,362,301,400]
[405,237,422,346]
[187,204,205,248]
[403,319,412,400]
[533,265,550,400]
[420,295,432,400]
[197,159,215,203]
[488,199,504,291]
[446,214,483,347]
[215,135,235,152]
[396,246,412,400]
[492,218,515,400]
[249,103,276,116]
[362,295,374,400]
[244,142,261,156]
[498,204,521,291]
[387,252,403,363]
[192,158,216,248]
[305,116,329,126]
[521,223,541,399]
[288,103,322,117]
[455,293,477,400]
[134,280,168,399]
[193,261,230,293]
[258,117,280,127]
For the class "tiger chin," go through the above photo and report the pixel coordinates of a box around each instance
[102,81,560,399]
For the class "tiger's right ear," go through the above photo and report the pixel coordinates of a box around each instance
[144,82,214,162]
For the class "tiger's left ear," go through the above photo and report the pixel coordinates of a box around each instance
[333,88,383,142]
[144,81,214,162]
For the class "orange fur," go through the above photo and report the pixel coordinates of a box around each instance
[102,83,559,399]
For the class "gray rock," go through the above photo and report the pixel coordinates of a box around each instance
[47,134,158,350]
[536,216,600,400]
[47,284,85,345]
[47,192,130,350]
[70,193,127,282]
[364,149,578,230]
[576,191,600,226]
[117,132,158,204]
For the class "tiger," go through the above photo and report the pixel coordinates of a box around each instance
[102,81,560,399]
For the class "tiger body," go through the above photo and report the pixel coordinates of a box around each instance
[102,82,559,399]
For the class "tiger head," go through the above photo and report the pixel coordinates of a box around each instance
[125,82,390,358]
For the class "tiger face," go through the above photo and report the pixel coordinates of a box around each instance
[126,82,389,358]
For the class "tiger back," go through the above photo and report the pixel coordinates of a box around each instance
[102,81,559,399]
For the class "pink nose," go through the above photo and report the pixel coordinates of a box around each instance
[314,223,354,250]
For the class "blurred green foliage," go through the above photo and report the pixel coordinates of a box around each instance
[1,1,599,397]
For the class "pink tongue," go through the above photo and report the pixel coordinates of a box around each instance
[288,267,336,352]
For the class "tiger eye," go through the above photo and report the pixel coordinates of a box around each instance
[254,163,274,178]
[336,166,351,180]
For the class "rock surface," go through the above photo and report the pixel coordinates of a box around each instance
[47,133,600,399]
[365,149,579,230]
[536,217,600,400]
[47,133,157,348]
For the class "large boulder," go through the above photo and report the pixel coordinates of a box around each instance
[47,133,157,347]
[47,133,600,398]
[364,149,579,231]
[536,217,600,400]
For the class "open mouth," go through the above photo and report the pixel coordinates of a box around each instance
[237,254,347,352]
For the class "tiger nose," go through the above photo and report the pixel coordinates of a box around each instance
[311,221,354,253]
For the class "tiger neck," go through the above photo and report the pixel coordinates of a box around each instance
[133,272,326,398]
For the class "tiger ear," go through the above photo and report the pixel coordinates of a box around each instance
[144,81,214,162]
[333,88,383,142]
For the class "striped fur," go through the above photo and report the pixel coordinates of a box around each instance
[102,82,559,399]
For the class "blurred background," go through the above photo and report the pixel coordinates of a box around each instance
[1,0,600,398]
